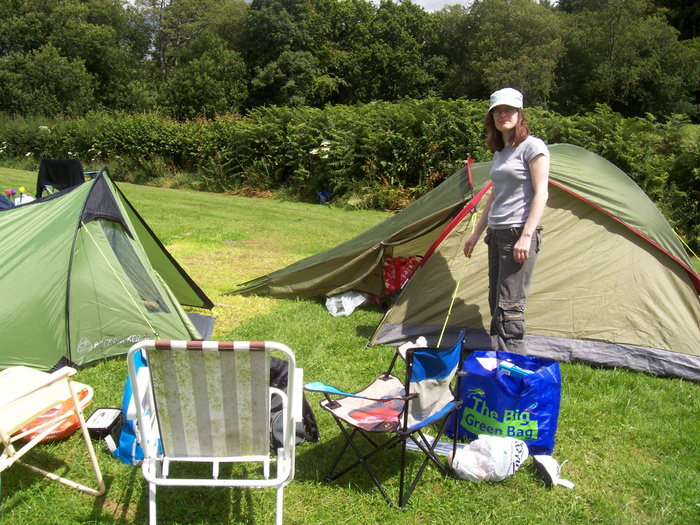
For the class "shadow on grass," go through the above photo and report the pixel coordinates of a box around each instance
[4,447,295,524]
[355,323,382,340]
[0,450,58,515]
[295,428,444,503]
[123,462,269,525]
[0,447,116,522]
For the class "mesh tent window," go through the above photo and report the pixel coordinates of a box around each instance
[99,220,170,314]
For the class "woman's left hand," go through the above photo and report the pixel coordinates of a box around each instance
[513,234,531,264]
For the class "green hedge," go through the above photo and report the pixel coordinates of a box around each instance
[1,99,698,249]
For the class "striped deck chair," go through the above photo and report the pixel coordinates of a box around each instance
[126,340,302,525]
[0,366,105,496]
[304,331,466,509]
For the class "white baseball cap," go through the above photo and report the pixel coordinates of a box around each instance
[489,88,524,112]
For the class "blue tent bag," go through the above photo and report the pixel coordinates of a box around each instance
[447,350,562,455]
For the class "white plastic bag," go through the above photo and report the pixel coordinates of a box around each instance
[325,291,368,317]
[450,434,529,482]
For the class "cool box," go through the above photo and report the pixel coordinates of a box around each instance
[85,407,123,440]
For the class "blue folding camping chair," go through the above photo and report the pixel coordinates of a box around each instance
[305,331,466,509]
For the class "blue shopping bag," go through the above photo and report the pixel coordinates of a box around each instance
[447,350,562,455]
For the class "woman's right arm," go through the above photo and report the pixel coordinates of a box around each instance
[463,190,494,258]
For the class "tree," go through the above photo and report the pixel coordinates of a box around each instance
[654,0,698,40]
[249,50,324,106]
[0,0,149,113]
[210,0,249,53]
[244,0,441,106]
[139,0,222,82]
[305,0,375,104]
[243,0,314,71]
[310,0,442,104]
[163,34,248,119]
[556,0,700,117]
[346,0,441,102]
[0,44,94,116]
[0,0,61,55]
[436,0,565,107]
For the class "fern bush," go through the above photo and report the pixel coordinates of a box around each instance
[0,100,698,249]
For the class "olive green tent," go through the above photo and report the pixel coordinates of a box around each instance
[0,169,213,371]
[233,144,700,380]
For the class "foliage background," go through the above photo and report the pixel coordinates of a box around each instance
[0,0,697,120]
[1,101,699,250]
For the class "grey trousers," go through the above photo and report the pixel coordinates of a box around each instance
[485,226,542,355]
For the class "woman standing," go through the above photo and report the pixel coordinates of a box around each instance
[463,88,550,355]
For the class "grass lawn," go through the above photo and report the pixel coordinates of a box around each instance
[1,167,699,524]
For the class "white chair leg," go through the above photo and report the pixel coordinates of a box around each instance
[276,485,284,525]
[74,396,106,496]
[149,481,157,525]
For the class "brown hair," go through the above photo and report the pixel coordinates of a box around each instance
[484,108,530,153]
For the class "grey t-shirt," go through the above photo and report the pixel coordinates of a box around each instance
[488,135,549,229]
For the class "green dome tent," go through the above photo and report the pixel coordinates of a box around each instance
[232,144,700,381]
[0,169,213,371]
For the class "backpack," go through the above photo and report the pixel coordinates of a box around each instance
[269,356,320,453]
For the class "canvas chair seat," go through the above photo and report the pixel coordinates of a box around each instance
[305,331,466,509]
[0,366,105,496]
[314,375,406,432]
[127,340,303,525]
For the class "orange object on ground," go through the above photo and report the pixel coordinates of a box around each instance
[17,388,91,442]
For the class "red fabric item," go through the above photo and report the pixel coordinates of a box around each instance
[383,256,420,294]
[17,388,91,443]
[348,399,404,432]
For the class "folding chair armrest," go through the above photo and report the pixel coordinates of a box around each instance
[7,383,91,444]
[292,368,304,423]
[0,366,77,408]
[126,367,151,420]
[47,366,77,382]
[304,382,347,397]
[304,382,404,402]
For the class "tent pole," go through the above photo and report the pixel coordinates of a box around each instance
[437,258,468,347]
[437,213,477,347]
